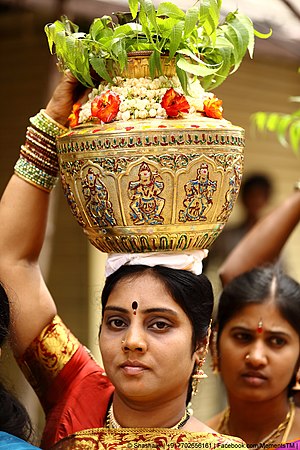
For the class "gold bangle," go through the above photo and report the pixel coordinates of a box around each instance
[294,180,300,191]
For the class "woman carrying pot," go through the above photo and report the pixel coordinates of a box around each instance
[0,73,245,449]
[207,264,300,448]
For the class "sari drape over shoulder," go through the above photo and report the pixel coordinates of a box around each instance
[50,428,246,450]
[17,316,246,450]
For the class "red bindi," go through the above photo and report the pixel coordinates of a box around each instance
[257,319,263,334]
[132,301,138,315]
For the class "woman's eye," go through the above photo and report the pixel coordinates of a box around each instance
[269,336,286,347]
[150,321,171,331]
[233,332,252,343]
[107,318,127,329]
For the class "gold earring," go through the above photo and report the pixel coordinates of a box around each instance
[192,359,208,395]
[192,322,211,395]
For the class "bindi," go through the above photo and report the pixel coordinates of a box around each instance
[257,318,263,334]
[131,301,138,315]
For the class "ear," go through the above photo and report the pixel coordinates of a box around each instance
[293,367,300,391]
[194,336,208,365]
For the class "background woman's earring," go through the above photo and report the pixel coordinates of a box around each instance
[210,328,219,374]
[292,373,300,391]
[192,361,207,395]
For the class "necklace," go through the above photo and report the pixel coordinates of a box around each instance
[218,398,295,449]
[106,404,190,429]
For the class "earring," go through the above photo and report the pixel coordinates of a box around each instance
[210,328,219,374]
[192,322,212,395]
[192,359,208,395]
[292,373,300,391]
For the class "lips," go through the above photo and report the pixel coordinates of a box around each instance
[120,360,149,375]
[241,370,268,386]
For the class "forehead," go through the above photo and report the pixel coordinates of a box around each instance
[106,273,182,312]
[226,301,295,333]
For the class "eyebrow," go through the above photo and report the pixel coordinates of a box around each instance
[231,326,290,336]
[104,306,178,316]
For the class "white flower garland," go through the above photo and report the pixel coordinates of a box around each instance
[78,75,214,123]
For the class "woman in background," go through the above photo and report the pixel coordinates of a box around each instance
[207,265,300,448]
[0,284,39,449]
[219,186,300,286]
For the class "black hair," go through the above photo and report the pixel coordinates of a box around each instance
[101,264,214,404]
[241,173,272,202]
[101,264,214,349]
[217,264,300,392]
[0,284,33,441]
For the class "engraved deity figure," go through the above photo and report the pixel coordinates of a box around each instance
[179,163,217,222]
[128,162,165,225]
[82,167,116,227]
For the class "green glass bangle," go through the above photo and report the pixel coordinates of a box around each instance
[14,156,59,192]
[30,109,68,138]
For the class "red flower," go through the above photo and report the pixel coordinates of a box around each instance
[68,103,81,128]
[91,91,121,123]
[203,96,223,119]
[161,88,190,117]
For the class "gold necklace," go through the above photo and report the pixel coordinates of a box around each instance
[106,403,190,429]
[218,398,295,449]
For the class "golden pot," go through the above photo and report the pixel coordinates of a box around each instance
[121,52,177,78]
[57,115,244,253]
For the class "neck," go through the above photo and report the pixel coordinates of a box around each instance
[224,394,292,444]
[111,392,189,428]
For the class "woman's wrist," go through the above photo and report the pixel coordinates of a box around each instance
[14,110,67,192]
[30,109,68,138]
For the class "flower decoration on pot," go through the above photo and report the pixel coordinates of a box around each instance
[46,0,272,253]
[91,91,121,123]
[161,88,190,117]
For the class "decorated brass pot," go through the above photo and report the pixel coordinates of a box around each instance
[57,115,244,253]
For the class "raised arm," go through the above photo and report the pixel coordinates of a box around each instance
[0,72,85,355]
[219,187,300,286]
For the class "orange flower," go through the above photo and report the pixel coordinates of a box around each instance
[91,91,121,123]
[68,103,81,128]
[203,96,223,119]
[161,88,190,117]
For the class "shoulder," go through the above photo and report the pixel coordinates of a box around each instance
[289,405,300,440]
[185,416,217,432]
[205,411,224,431]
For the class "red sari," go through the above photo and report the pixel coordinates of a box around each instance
[18,316,114,448]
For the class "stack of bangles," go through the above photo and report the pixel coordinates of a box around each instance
[14,109,68,192]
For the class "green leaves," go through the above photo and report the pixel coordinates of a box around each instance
[252,109,300,155]
[45,0,269,92]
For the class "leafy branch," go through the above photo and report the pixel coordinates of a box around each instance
[45,0,271,92]
[252,70,300,154]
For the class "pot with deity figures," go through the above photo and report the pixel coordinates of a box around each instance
[46,1,260,253]
[56,111,244,253]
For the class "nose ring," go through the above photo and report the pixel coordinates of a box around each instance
[121,339,125,344]
[245,353,250,360]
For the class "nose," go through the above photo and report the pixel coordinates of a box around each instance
[245,341,267,367]
[121,323,147,353]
